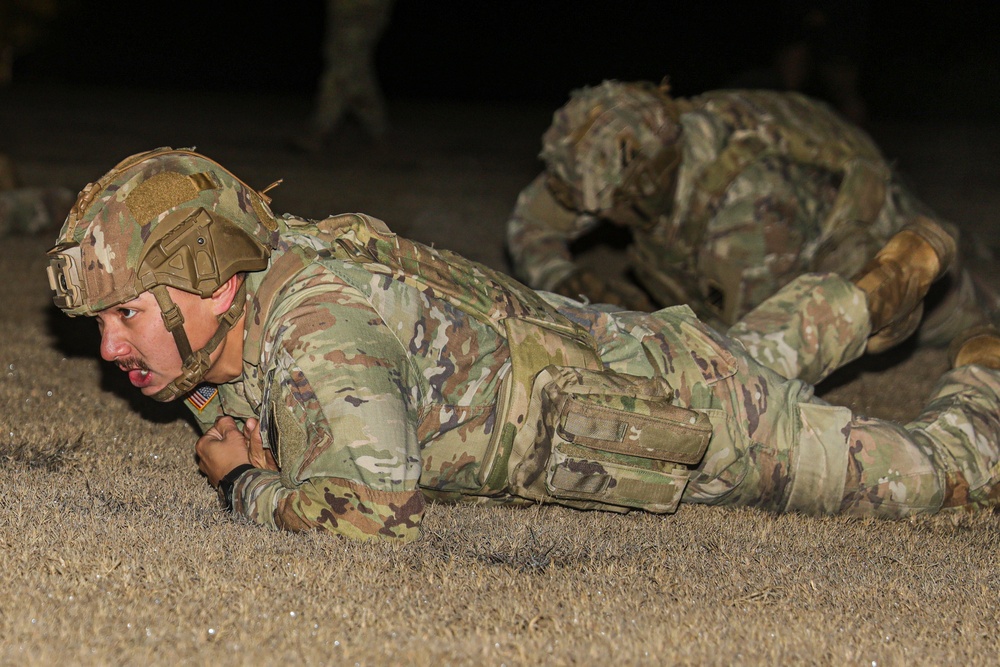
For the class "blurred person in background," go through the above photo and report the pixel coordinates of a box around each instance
[292,0,395,152]
[506,79,998,356]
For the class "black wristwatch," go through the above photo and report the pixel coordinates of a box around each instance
[217,464,255,512]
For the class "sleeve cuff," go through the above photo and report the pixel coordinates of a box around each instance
[217,463,256,513]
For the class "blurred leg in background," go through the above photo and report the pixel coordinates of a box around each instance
[293,0,395,152]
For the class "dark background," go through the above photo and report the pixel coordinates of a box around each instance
[9,0,1000,121]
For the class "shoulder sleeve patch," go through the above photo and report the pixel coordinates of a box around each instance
[186,384,219,411]
[261,369,308,481]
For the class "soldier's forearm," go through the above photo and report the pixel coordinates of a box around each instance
[231,470,424,541]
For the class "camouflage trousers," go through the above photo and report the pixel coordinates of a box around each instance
[560,273,1000,518]
[730,274,1000,515]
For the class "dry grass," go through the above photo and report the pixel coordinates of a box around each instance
[2,86,1000,665]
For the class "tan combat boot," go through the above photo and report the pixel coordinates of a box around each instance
[853,215,956,353]
[949,325,1000,371]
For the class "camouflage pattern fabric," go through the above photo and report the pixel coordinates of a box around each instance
[507,364,712,515]
[507,83,990,343]
[183,214,1000,541]
[841,364,1000,513]
[726,272,869,385]
[49,147,279,317]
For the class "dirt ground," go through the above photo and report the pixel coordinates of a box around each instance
[1,83,999,665]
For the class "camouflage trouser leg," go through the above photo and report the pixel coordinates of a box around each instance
[698,362,1000,518]
[727,272,871,384]
[686,273,1000,517]
[574,272,999,518]
[592,273,872,514]
[840,364,1000,516]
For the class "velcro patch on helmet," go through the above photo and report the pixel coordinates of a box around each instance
[126,172,215,226]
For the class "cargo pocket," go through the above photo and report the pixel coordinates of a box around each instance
[683,409,752,505]
[509,365,713,514]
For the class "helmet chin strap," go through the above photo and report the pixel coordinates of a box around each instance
[148,280,248,403]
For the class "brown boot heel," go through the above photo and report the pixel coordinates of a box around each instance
[949,325,1000,371]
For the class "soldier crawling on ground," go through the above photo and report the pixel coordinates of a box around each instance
[46,147,1000,541]
[506,79,998,359]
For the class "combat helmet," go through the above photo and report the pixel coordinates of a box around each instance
[46,147,280,402]
[540,79,684,222]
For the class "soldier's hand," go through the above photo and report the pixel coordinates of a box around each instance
[196,416,253,488]
[244,418,278,471]
[553,268,656,311]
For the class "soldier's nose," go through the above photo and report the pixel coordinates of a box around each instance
[99,326,131,362]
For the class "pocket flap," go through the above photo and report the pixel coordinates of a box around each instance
[559,394,713,466]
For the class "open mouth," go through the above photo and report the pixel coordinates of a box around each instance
[118,360,154,388]
[126,368,153,388]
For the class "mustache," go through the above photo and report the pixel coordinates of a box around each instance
[116,357,151,372]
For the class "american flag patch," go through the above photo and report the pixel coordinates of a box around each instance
[187,384,218,411]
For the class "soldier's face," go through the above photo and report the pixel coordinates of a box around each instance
[95,287,221,397]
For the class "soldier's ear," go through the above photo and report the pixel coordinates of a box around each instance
[209,274,244,316]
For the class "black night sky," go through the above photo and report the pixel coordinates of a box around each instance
[9,0,1000,121]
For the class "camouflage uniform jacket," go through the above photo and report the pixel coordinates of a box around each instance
[186,212,544,540]
[185,212,856,541]
[181,212,1000,540]
[508,90,928,326]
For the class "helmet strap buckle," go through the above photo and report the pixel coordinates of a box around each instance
[148,279,249,403]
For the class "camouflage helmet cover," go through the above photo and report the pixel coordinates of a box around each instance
[540,80,682,212]
[47,147,279,317]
